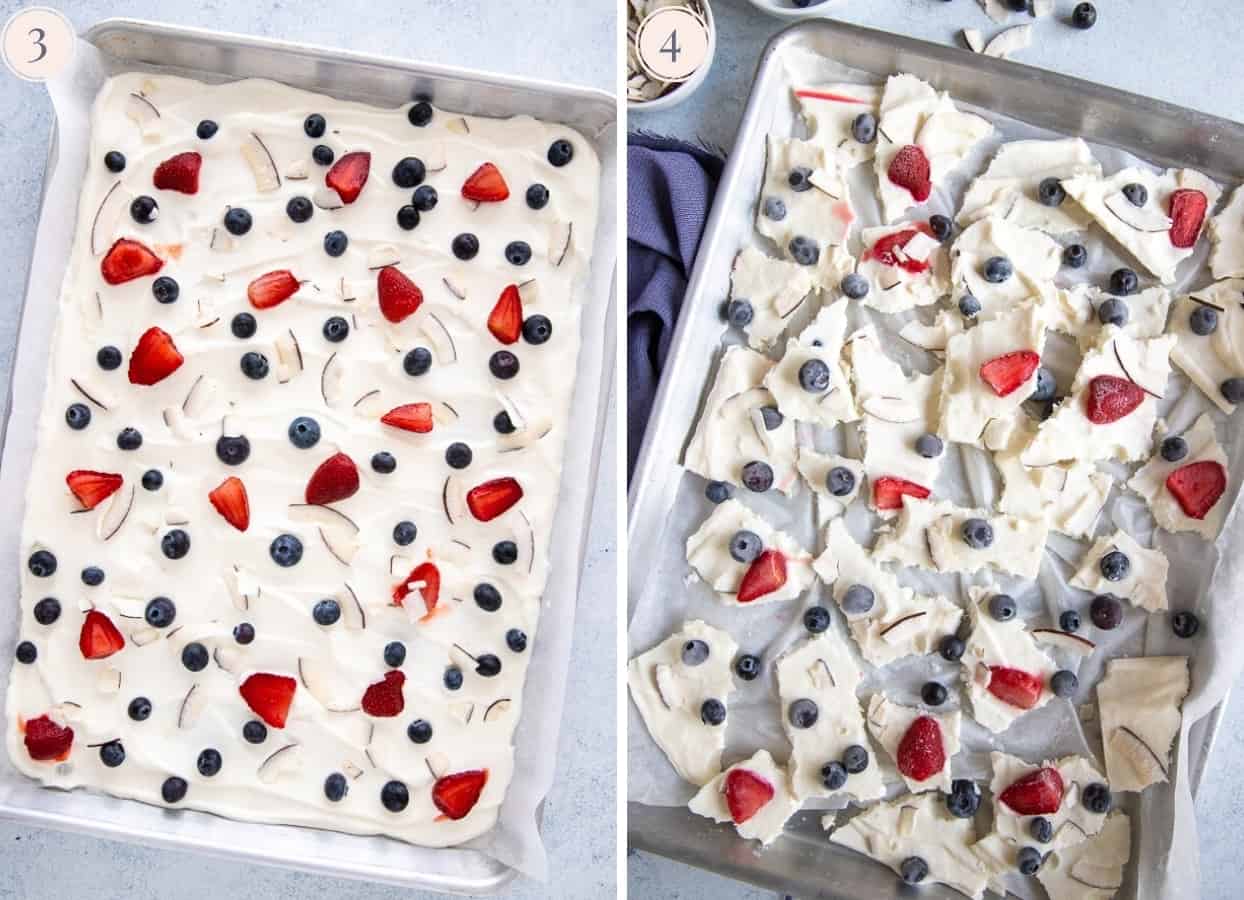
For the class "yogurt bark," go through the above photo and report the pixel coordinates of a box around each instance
[1071,530,1169,613]
[8,73,602,847]
[961,586,1056,734]
[795,448,864,523]
[898,309,965,352]
[856,223,950,313]
[956,138,1100,234]
[688,749,800,845]
[755,137,855,271]
[763,300,859,428]
[988,751,1108,851]
[949,217,1062,322]
[1168,280,1244,413]
[1127,413,1229,540]
[1208,184,1244,279]
[685,499,815,606]
[1037,811,1131,900]
[1097,656,1190,793]
[727,246,816,350]
[1059,284,1173,348]
[627,620,738,786]
[866,694,961,794]
[793,82,883,168]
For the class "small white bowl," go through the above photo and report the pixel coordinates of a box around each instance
[745,0,838,19]
[627,1,717,113]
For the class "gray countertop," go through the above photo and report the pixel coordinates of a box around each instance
[629,1,1244,898]
[0,0,616,897]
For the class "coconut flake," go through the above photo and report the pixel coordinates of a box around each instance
[984,24,1033,59]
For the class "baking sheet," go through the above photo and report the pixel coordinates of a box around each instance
[0,20,617,893]
[627,22,1244,900]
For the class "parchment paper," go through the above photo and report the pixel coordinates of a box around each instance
[0,34,617,885]
[628,48,1241,900]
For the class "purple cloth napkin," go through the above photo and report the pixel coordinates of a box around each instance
[627,132,724,480]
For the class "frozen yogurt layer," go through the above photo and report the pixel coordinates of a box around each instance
[988,751,1108,851]
[865,694,960,794]
[763,300,859,428]
[1037,811,1131,900]
[856,223,951,313]
[1097,656,1189,793]
[1168,280,1244,413]
[688,749,800,845]
[1057,284,1173,348]
[949,217,1062,322]
[898,308,965,352]
[957,138,1100,234]
[793,82,883,168]
[1070,530,1169,613]
[1127,413,1228,540]
[960,586,1056,734]
[755,137,855,266]
[727,246,816,350]
[1208,184,1244,279]
[685,499,815,605]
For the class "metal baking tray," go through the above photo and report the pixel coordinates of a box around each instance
[627,17,1244,898]
[0,18,617,895]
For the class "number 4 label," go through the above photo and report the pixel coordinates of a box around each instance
[636,6,710,84]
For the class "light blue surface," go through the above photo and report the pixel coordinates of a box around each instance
[629,1,1244,898]
[0,0,616,898]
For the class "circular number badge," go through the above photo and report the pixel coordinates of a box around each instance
[635,6,710,84]
[2,6,74,82]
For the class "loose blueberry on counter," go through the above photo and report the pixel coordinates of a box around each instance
[1090,594,1123,630]
[145,596,176,628]
[900,857,928,885]
[142,469,164,491]
[303,113,327,138]
[1222,377,1244,404]
[490,350,520,380]
[705,480,733,504]
[312,144,334,165]
[798,359,831,393]
[131,195,158,224]
[129,697,153,721]
[740,460,774,493]
[842,584,875,616]
[33,597,60,625]
[1050,670,1078,697]
[15,641,36,664]
[1030,816,1054,844]
[396,205,420,230]
[762,197,786,221]
[393,521,417,546]
[1059,609,1082,633]
[1016,846,1042,876]
[452,233,480,260]
[851,112,877,144]
[522,314,553,345]
[475,654,502,677]
[945,779,980,818]
[506,629,528,653]
[1082,782,1111,813]
[444,666,464,690]
[1097,297,1128,326]
[408,101,433,127]
[243,720,267,744]
[1109,267,1138,296]
[97,345,122,370]
[117,427,143,450]
[324,230,349,257]
[505,241,532,266]
[100,741,125,767]
[962,518,994,549]
[1121,182,1147,207]
[270,534,304,567]
[959,293,982,318]
[445,442,473,469]
[224,207,253,236]
[725,298,754,329]
[1099,550,1130,581]
[381,780,409,812]
[313,599,341,626]
[1172,611,1200,638]
[548,139,574,167]
[493,410,516,434]
[1038,177,1066,207]
[152,276,180,304]
[288,416,321,449]
[161,777,188,804]
[803,606,831,634]
[287,196,314,223]
[940,635,966,662]
[729,530,762,564]
[921,682,948,706]
[1062,243,1088,268]
[104,150,126,173]
[240,351,269,379]
[407,720,433,744]
[842,745,869,774]
[840,273,869,299]
[827,467,855,497]
[197,748,222,777]
[161,529,190,560]
[323,316,349,342]
[65,403,91,430]
[788,698,819,729]
[28,550,56,577]
[324,772,348,801]
[474,583,502,612]
[182,642,208,672]
[384,641,406,667]
[983,256,1013,283]
[989,593,1016,622]
[231,312,257,339]
[789,236,819,266]
[492,540,518,564]
[1029,367,1056,403]
[371,451,396,474]
[787,166,813,193]
[700,698,727,726]
[392,156,426,188]
[403,346,432,376]
[929,214,952,242]
[821,761,848,791]
[915,433,943,458]
[735,653,761,681]
[233,622,255,645]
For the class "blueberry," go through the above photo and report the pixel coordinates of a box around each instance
[989,593,1016,622]
[129,697,152,721]
[97,345,122,370]
[1030,816,1054,844]
[494,411,516,434]
[1097,297,1129,326]
[475,654,501,677]
[142,469,163,491]
[515,317,553,350]
[840,273,869,299]
[15,641,36,664]
[233,622,255,644]
[28,550,56,578]
[323,316,349,342]
[303,113,327,137]
[1121,182,1148,207]
[33,597,60,625]
[842,745,869,774]
[1016,846,1042,875]
[393,521,417,546]
[1099,550,1130,582]
[900,857,929,885]
[452,233,479,260]
[152,276,180,304]
[1189,305,1219,336]
[1004,0,1027,9]
[944,779,981,819]
[288,416,321,449]
[131,195,158,224]
[929,214,953,242]
[827,466,855,497]
[324,230,349,257]
[231,312,257,339]
[983,256,1013,283]
[493,540,518,564]
[312,144,334,165]
[1109,267,1138,296]
[104,150,126,172]
[700,698,727,726]
[940,635,966,662]
[741,460,774,492]
[841,584,875,615]
[313,598,341,626]
[505,241,533,266]
[804,606,831,634]
[1029,367,1056,403]
[762,196,787,221]
[1050,669,1078,698]
[1059,609,1082,633]
[1063,243,1088,268]
[725,298,754,329]
[1090,594,1123,630]
[396,205,420,230]
[269,530,306,566]
[371,451,396,474]
[445,442,473,470]
[735,654,761,681]
[444,666,464,690]
[408,101,433,127]
[1082,782,1111,813]
[489,350,520,379]
[959,294,981,317]
[381,780,409,812]
[224,207,253,236]
[1221,377,1244,404]
[240,351,269,379]
[383,642,406,667]
[161,777,188,804]
[161,529,190,560]
[145,596,176,628]
[414,184,439,211]
[921,682,948,706]
[672,639,709,668]
[787,166,813,192]
[287,196,314,223]
[397,347,433,379]
[915,433,943,458]
[525,184,549,210]
[180,642,208,672]
[705,480,733,504]
[100,740,125,767]
[788,698,819,729]
[506,628,528,652]
[962,518,994,549]
[789,236,819,266]
[324,772,348,801]
[547,139,574,167]
[243,720,267,743]
[821,761,848,791]
[474,583,502,612]
[851,112,877,144]
[1038,177,1067,207]
[407,719,433,744]
[197,748,222,776]
[216,435,250,466]
[65,403,91,430]
[392,156,426,188]
[117,427,143,450]
[1172,611,1200,638]
[796,359,831,395]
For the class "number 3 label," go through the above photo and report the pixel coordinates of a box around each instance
[635,6,710,84]
[3,7,73,82]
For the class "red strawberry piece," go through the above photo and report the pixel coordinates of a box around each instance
[461,162,510,202]
[866,225,933,274]
[487,284,523,345]
[467,477,524,522]
[1084,375,1145,424]
[66,470,123,510]
[100,238,164,285]
[1166,460,1227,520]
[793,89,869,104]
[376,266,424,323]
[998,766,1064,816]
[23,715,73,762]
[208,476,250,531]
[896,715,946,782]
[433,769,489,820]
[239,672,297,728]
[152,151,202,194]
[325,151,371,204]
[979,350,1040,398]
[128,326,184,386]
[361,670,406,717]
[986,666,1044,709]
[1168,188,1208,249]
[887,145,932,202]
[736,549,787,604]
[78,609,125,660]
[380,402,434,434]
[723,768,775,825]
[246,270,300,309]
[872,476,931,511]
[305,452,360,505]
[393,561,440,615]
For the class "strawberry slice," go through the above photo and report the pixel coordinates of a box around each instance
[461,162,509,202]
[208,476,250,531]
[865,225,932,274]
[1166,460,1227,520]
[376,266,424,323]
[1168,188,1208,249]
[152,151,201,194]
[872,476,931,511]
[999,766,1064,815]
[433,769,489,820]
[487,284,523,344]
[723,768,775,824]
[736,549,787,603]
[325,151,371,204]
[979,350,1040,398]
[896,715,945,782]
[793,89,869,104]
[1084,375,1145,424]
[78,610,125,660]
[239,673,297,728]
[380,402,434,433]
[466,477,524,522]
[128,326,184,386]
[393,561,440,615]
[66,470,123,510]
[101,238,164,285]
[247,270,300,309]
[23,715,73,761]
[986,666,1044,709]
[887,145,932,202]
[361,670,405,717]
[305,452,360,505]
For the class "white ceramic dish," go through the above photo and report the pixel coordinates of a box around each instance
[627,1,717,114]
